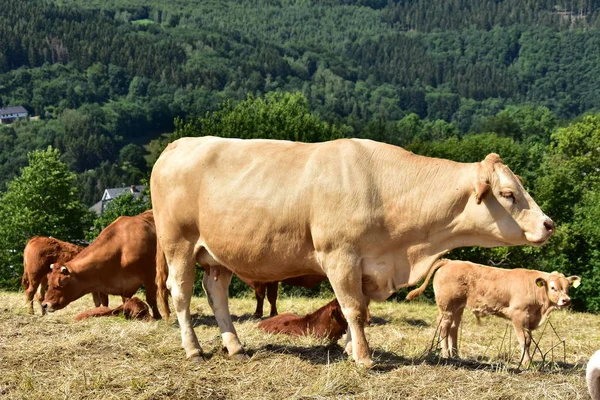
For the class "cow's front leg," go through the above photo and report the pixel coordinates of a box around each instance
[203,266,247,360]
[165,250,204,361]
[266,282,279,317]
[253,283,266,318]
[325,252,372,368]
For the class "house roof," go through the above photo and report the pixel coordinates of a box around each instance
[0,106,28,117]
[102,185,146,200]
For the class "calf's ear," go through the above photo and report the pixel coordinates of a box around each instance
[567,276,581,288]
[535,278,546,287]
[474,181,491,204]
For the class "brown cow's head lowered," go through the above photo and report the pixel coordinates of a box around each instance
[536,272,581,307]
[469,153,555,247]
[42,264,87,312]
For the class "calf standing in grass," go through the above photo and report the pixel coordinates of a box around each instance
[258,299,348,342]
[22,236,108,315]
[406,259,580,365]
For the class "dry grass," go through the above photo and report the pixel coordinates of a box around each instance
[1,291,598,399]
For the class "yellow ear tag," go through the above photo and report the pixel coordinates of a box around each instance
[572,280,580,288]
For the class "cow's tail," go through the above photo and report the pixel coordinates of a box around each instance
[155,235,171,320]
[405,259,450,301]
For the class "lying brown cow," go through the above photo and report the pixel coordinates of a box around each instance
[258,298,347,342]
[74,297,153,321]
[406,259,580,365]
[21,236,108,315]
[240,275,326,318]
[42,210,162,319]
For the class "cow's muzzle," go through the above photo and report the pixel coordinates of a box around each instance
[41,302,55,313]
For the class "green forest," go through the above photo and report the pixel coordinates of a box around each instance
[0,0,599,311]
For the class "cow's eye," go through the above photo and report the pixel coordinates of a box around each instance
[500,190,515,203]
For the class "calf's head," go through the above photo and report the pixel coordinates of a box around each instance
[469,153,554,247]
[536,272,581,307]
[42,264,86,312]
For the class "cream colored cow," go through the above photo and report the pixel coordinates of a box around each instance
[407,259,580,365]
[150,136,554,367]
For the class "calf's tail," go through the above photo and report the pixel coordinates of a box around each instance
[405,259,450,301]
[155,236,171,320]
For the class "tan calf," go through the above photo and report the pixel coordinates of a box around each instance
[407,259,580,365]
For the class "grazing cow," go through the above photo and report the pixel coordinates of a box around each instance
[240,275,326,318]
[151,136,553,366]
[21,236,108,315]
[42,210,162,319]
[588,350,600,400]
[406,259,580,365]
[74,297,153,321]
[258,298,347,342]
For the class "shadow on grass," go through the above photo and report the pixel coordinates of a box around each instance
[175,312,259,328]
[401,318,429,327]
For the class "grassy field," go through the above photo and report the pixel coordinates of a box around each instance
[1,291,598,399]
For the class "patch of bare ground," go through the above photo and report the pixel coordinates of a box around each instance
[0,292,597,399]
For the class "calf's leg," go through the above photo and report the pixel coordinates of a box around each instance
[448,306,464,357]
[512,318,533,367]
[438,310,454,357]
[202,265,247,359]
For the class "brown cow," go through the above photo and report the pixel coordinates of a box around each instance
[406,259,580,365]
[258,299,347,342]
[21,236,108,315]
[151,137,553,366]
[42,210,161,319]
[74,297,153,321]
[240,275,326,318]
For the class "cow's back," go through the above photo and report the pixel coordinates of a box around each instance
[152,137,412,282]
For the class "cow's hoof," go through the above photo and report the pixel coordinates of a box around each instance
[356,358,374,369]
[230,352,250,361]
[188,354,206,363]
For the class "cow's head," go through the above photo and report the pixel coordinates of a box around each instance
[535,272,581,307]
[469,153,554,247]
[42,264,86,312]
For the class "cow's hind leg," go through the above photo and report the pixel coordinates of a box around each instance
[324,251,372,368]
[254,283,266,318]
[203,266,247,359]
[24,275,38,315]
[266,281,278,317]
[35,278,48,316]
[165,244,204,361]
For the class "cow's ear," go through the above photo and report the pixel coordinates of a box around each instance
[60,266,69,275]
[474,181,491,204]
[568,276,581,288]
[535,278,546,287]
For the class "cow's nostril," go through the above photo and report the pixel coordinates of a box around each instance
[544,219,555,233]
[42,303,48,309]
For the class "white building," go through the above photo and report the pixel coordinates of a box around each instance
[0,106,28,124]
[90,185,147,215]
